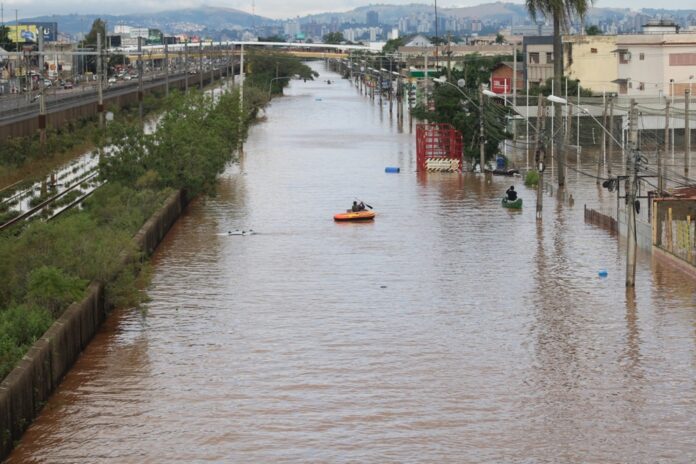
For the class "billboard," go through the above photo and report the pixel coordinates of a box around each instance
[7,25,39,43]
[491,77,511,94]
[7,23,58,43]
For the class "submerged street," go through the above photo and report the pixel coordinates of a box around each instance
[9,62,696,462]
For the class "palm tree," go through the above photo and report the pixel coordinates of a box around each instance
[526,0,594,187]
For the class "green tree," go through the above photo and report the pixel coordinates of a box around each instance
[526,0,594,187]
[529,77,592,97]
[585,25,601,35]
[495,33,505,44]
[323,32,345,44]
[382,37,406,54]
[84,18,106,46]
[0,25,15,51]
[411,68,511,165]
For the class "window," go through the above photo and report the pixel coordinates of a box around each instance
[639,82,645,91]
[639,53,645,60]
[619,82,627,94]
[529,52,539,64]
[669,53,696,66]
[619,51,631,64]
[591,48,598,54]
[546,52,554,64]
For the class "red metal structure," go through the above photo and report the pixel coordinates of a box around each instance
[416,123,463,172]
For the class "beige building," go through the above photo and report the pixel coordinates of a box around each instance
[563,35,618,94]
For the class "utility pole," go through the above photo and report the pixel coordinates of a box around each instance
[97,33,104,128]
[685,89,691,178]
[184,41,189,93]
[479,83,485,173]
[608,96,614,177]
[535,94,546,220]
[164,41,169,97]
[626,99,638,287]
[137,37,143,124]
[512,43,517,144]
[239,44,245,153]
[199,41,203,90]
[38,31,46,146]
[661,100,669,194]
[598,95,608,183]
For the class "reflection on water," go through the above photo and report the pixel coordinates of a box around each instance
[8,63,696,463]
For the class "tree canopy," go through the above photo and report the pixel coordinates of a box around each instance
[323,32,345,44]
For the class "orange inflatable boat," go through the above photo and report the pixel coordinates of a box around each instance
[333,210,376,221]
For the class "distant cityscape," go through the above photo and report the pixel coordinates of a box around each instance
[2,3,696,45]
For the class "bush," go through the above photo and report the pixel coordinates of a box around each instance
[525,170,540,187]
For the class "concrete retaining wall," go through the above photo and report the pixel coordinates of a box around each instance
[0,189,188,460]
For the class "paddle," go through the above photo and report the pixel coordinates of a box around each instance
[354,198,373,210]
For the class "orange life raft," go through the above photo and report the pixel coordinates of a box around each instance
[333,210,376,221]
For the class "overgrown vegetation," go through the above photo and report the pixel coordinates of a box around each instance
[525,170,540,187]
[0,93,168,185]
[0,53,315,380]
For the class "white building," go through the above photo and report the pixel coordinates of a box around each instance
[615,32,696,97]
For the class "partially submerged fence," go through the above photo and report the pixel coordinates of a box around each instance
[652,197,696,267]
[584,205,618,234]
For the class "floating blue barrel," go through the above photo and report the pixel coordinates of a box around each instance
[598,269,608,278]
[496,156,506,170]
[385,167,400,173]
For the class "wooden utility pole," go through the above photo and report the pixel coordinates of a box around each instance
[535,93,546,220]
[661,101,670,194]
[479,83,485,173]
[626,99,638,287]
[512,43,517,143]
[685,89,691,178]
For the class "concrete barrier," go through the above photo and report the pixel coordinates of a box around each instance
[0,189,188,460]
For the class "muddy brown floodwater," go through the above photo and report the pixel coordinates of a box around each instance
[8,62,696,463]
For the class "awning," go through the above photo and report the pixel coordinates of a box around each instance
[611,78,629,84]
[610,48,628,53]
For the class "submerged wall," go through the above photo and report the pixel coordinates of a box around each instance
[0,189,188,460]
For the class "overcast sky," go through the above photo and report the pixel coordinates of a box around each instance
[2,0,693,20]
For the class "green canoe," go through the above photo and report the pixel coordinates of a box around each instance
[502,197,523,209]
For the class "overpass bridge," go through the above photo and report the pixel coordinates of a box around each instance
[116,41,374,62]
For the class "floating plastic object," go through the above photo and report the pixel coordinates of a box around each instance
[315,98,323,101]
[598,269,608,278]
[385,167,400,173]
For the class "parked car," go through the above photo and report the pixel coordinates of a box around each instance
[63,81,74,89]
[108,77,117,84]
[43,79,52,87]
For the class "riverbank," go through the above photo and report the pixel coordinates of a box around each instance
[0,54,317,460]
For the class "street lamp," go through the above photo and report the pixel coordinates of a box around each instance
[267,76,295,99]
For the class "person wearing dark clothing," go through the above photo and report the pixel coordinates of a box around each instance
[357,202,366,211]
[351,201,359,212]
[506,186,518,201]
